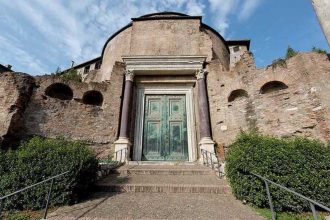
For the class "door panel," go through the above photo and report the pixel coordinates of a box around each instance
[142,96,164,161]
[142,94,188,161]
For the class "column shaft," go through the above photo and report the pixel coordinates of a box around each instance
[119,80,133,138]
[197,77,212,139]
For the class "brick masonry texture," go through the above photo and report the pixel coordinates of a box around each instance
[0,72,34,148]
[208,52,330,149]
[21,62,125,157]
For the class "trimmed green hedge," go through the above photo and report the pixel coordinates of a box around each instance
[0,137,99,210]
[225,132,330,212]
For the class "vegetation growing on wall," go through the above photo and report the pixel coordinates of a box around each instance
[270,58,287,69]
[268,46,298,70]
[0,136,99,211]
[61,69,82,82]
[51,67,82,82]
[225,132,330,212]
[285,46,298,60]
[312,46,327,54]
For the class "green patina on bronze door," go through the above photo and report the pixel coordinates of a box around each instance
[142,95,188,161]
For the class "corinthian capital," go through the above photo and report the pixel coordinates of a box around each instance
[125,69,135,81]
[196,69,208,79]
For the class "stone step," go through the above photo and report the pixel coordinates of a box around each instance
[110,164,215,175]
[95,173,230,194]
[96,183,230,194]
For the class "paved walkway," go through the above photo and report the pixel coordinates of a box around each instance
[48,192,264,220]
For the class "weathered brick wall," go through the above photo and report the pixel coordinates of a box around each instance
[130,19,202,56]
[101,28,132,82]
[23,62,125,157]
[208,52,330,149]
[0,72,34,148]
[100,18,230,82]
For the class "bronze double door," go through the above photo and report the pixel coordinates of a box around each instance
[142,94,188,161]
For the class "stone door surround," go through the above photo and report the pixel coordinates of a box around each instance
[114,55,215,162]
[134,85,196,161]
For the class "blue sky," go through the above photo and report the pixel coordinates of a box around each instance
[0,0,328,75]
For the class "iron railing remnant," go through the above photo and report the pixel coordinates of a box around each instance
[115,148,127,163]
[0,171,69,219]
[250,172,330,220]
[200,149,223,177]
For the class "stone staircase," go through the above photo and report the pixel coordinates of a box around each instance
[95,164,230,194]
[48,164,266,220]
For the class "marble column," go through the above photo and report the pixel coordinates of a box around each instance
[114,69,134,162]
[196,69,215,155]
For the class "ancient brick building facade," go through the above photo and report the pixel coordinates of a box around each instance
[0,12,329,161]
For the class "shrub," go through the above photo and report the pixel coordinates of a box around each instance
[225,132,330,212]
[285,46,298,60]
[0,137,99,211]
[312,47,327,54]
[61,69,82,82]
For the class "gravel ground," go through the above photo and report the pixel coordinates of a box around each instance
[48,192,265,220]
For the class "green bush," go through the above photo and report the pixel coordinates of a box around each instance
[0,137,99,211]
[225,132,330,212]
[61,69,82,82]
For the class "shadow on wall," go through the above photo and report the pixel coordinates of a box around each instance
[260,81,288,94]
[228,89,249,102]
[45,83,73,100]
[82,90,103,106]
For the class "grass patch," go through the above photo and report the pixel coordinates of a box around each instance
[2,207,58,220]
[253,207,328,220]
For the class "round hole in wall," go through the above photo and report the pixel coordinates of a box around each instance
[82,90,103,106]
[260,81,288,94]
[228,89,248,102]
[45,83,73,100]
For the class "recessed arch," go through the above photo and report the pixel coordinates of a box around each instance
[228,89,249,102]
[82,90,103,106]
[260,81,288,94]
[45,83,73,100]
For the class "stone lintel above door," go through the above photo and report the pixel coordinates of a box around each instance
[122,55,207,75]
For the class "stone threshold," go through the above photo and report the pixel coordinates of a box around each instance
[127,161,199,165]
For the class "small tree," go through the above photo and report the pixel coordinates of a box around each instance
[285,46,298,60]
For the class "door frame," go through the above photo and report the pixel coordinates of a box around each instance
[133,85,197,162]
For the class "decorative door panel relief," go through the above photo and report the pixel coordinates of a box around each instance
[142,95,188,161]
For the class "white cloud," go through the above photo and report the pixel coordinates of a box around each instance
[207,0,239,35]
[185,0,205,15]
[239,0,263,21]
[0,36,48,74]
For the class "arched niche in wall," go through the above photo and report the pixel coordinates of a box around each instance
[228,89,249,102]
[45,83,73,100]
[82,90,103,106]
[260,81,288,94]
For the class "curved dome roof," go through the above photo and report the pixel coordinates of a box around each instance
[101,11,229,57]
[139,12,190,18]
